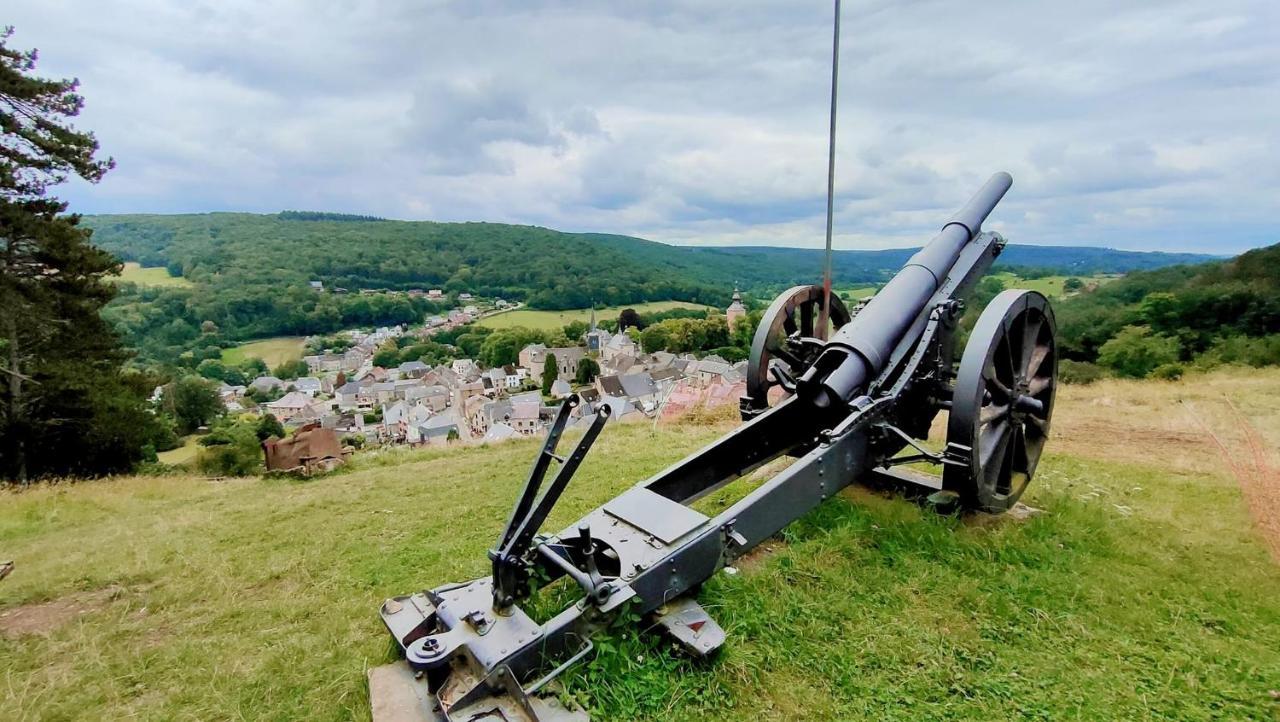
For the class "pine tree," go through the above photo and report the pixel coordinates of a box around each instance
[541,353,558,396]
[0,27,160,481]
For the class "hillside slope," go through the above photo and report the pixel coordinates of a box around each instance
[85,213,1215,308]
[1057,241,1280,362]
[3,371,1278,721]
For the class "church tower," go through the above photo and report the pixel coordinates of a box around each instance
[726,287,746,330]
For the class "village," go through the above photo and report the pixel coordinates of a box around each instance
[213,290,752,459]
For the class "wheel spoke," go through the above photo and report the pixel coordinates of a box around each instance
[1000,325,1017,383]
[1026,341,1050,379]
[983,362,1014,400]
[800,302,815,338]
[980,403,1009,426]
[770,345,805,369]
[1011,423,1029,473]
[1027,375,1053,396]
[980,419,1013,471]
[1025,413,1049,434]
[1019,314,1042,374]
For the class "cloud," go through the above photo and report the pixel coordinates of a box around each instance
[7,0,1278,253]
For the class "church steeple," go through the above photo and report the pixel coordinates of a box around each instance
[726,285,746,330]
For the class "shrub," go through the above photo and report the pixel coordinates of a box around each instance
[1150,363,1185,381]
[1097,326,1181,378]
[1058,360,1106,385]
[1193,334,1280,369]
[196,419,263,476]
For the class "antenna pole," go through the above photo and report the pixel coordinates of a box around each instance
[819,0,841,339]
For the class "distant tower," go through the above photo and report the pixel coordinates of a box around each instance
[726,286,746,330]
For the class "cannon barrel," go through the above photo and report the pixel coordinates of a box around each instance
[798,172,1013,408]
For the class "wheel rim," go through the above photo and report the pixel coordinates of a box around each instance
[743,285,851,413]
[945,290,1056,512]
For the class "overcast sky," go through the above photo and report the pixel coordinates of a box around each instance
[8,1,1278,253]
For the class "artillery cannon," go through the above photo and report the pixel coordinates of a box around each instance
[370,173,1058,721]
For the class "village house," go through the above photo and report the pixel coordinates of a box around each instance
[304,353,344,374]
[264,391,314,422]
[509,401,542,436]
[470,397,511,436]
[458,293,473,301]
[519,344,585,382]
[291,377,323,397]
[427,289,444,300]
[335,381,376,411]
[398,360,430,379]
[692,356,734,388]
[249,376,284,395]
[601,333,637,362]
[452,379,485,414]
[503,364,525,388]
[550,379,572,398]
[416,411,462,446]
[618,372,660,409]
[483,422,517,443]
[451,358,481,379]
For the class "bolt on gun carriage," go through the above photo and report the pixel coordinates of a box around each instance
[369,172,1058,721]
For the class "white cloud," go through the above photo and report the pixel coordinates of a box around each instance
[7,0,1278,252]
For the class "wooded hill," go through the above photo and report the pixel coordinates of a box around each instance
[86,212,1213,309]
[1056,241,1280,377]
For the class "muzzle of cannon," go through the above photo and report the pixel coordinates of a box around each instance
[369,173,1058,721]
[798,171,1013,409]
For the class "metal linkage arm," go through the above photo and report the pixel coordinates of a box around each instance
[496,395,579,551]
[491,398,612,607]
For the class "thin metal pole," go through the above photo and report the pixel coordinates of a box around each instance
[819,0,841,339]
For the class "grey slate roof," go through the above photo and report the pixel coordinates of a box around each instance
[618,372,657,398]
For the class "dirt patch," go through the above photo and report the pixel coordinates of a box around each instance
[0,585,122,639]
[1187,401,1280,564]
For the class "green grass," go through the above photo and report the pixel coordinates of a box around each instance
[837,285,878,301]
[478,301,712,330]
[155,436,201,466]
[991,273,1117,298]
[836,274,1117,304]
[2,384,1278,720]
[110,262,194,288]
[220,336,308,367]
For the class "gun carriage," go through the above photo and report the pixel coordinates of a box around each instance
[370,173,1058,721]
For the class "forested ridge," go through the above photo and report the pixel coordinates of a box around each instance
[1055,241,1280,379]
[87,212,1214,308]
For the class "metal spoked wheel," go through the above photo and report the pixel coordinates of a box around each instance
[944,290,1057,513]
[743,285,851,416]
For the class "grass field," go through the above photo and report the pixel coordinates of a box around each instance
[837,285,878,300]
[110,262,194,288]
[991,272,1118,298]
[3,369,1279,720]
[220,336,308,367]
[478,301,712,330]
[155,436,201,466]
[840,274,1117,303]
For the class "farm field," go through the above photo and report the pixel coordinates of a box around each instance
[478,301,712,330]
[220,336,307,367]
[839,273,1117,304]
[110,261,194,288]
[2,369,1279,720]
[990,272,1118,297]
